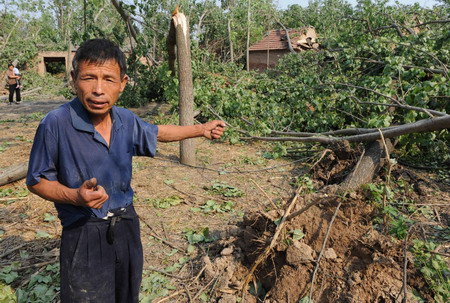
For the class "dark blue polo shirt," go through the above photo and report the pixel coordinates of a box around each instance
[26,98,158,227]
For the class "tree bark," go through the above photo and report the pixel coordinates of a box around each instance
[341,139,394,190]
[246,0,251,71]
[227,17,234,62]
[0,162,28,186]
[172,12,196,166]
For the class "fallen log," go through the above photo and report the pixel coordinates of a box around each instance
[0,162,28,186]
[341,139,394,189]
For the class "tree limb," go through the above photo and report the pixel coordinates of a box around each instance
[355,57,448,76]
[242,115,450,143]
[356,101,446,117]
[276,20,296,54]
[412,19,450,27]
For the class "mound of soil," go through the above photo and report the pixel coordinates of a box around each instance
[204,189,434,303]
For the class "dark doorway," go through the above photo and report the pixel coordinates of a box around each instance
[44,57,66,75]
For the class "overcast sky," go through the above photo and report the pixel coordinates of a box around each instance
[275,0,440,9]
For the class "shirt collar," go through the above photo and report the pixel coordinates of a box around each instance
[69,98,123,133]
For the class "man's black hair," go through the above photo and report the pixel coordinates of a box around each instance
[72,39,127,78]
[8,63,13,67]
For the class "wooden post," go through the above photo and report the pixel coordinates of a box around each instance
[169,10,196,165]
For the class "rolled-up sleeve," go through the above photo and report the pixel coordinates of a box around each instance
[26,119,59,186]
[132,116,158,157]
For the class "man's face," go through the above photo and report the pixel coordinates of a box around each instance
[72,60,128,118]
[8,65,13,71]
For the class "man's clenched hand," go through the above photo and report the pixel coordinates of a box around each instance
[202,120,226,140]
[76,178,109,209]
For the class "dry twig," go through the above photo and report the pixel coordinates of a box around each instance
[250,179,282,215]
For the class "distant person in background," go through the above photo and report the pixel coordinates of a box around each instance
[13,65,22,89]
[6,63,21,104]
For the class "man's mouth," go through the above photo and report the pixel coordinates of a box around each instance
[88,100,108,109]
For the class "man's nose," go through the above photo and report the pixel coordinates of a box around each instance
[93,80,104,94]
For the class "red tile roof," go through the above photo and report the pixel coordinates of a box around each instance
[249,28,314,51]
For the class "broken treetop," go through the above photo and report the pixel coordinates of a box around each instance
[26,98,158,227]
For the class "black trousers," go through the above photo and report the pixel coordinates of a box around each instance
[8,84,21,103]
[60,206,143,303]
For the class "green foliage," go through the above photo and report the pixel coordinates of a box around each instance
[291,175,316,193]
[140,271,176,302]
[21,71,73,100]
[289,229,305,241]
[411,240,450,302]
[0,187,29,202]
[184,227,216,244]
[145,195,183,209]
[0,264,19,284]
[190,200,235,214]
[16,263,60,303]
[43,213,57,222]
[0,283,16,303]
[363,182,415,239]
[205,181,244,198]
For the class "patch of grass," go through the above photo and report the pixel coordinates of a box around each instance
[18,112,45,123]
[14,135,32,143]
[0,142,10,153]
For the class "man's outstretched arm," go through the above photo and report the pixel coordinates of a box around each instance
[157,120,225,142]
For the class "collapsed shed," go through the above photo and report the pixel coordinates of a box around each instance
[248,27,319,71]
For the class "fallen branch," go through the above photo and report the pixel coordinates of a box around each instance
[354,100,443,117]
[276,20,296,54]
[0,162,29,186]
[355,57,448,76]
[241,114,450,143]
[147,266,186,280]
[0,243,27,259]
[412,19,450,27]
[110,0,157,65]
[139,216,184,251]
[250,179,281,215]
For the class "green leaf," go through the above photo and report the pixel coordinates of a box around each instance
[35,231,52,238]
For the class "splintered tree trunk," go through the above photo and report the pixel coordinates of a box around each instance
[341,139,394,190]
[171,12,196,166]
[0,162,28,186]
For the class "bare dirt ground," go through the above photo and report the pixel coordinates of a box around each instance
[0,99,449,302]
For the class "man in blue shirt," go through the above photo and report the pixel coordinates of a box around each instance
[26,39,225,303]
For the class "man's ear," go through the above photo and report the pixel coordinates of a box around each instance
[70,71,78,92]
[120,74,129,92]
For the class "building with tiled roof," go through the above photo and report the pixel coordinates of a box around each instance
[248,27,318,70]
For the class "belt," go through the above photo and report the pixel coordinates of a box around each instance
[103,205,137,244]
